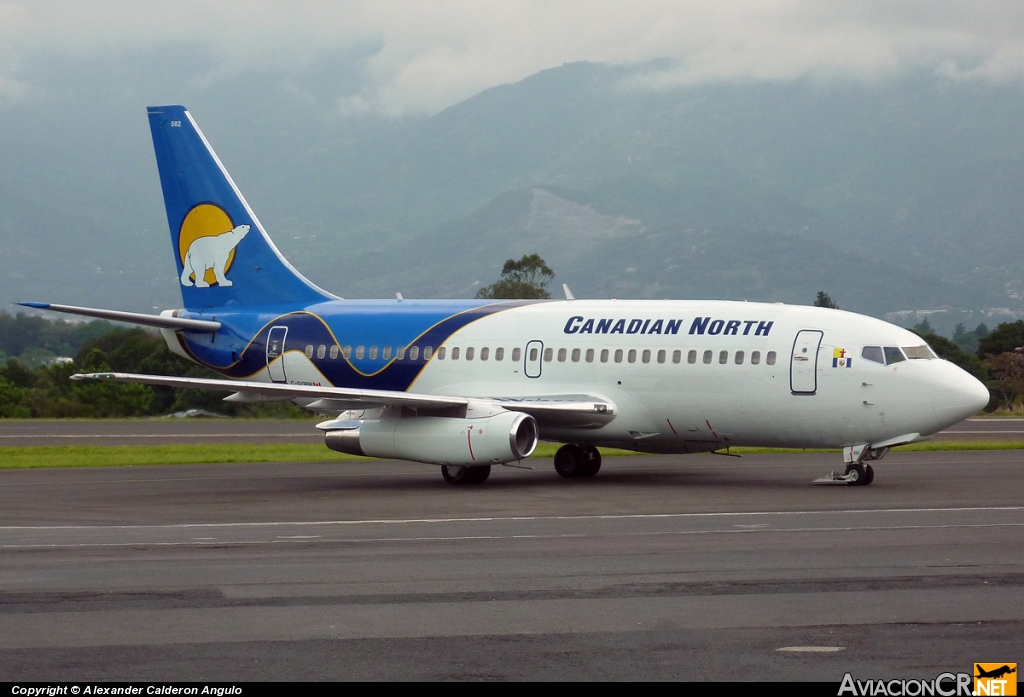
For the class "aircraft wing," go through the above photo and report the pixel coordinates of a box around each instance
[71,372,615,426]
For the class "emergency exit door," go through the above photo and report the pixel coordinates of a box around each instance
[267,326,288,383]
[790,330,823,395]
[524,340,543,378]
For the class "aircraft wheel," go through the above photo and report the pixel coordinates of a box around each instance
[581,445,602,477]
[554,444,586,478]
[844,463,866,486]
[442,465,490,484]
[862,464,874,486]
[468,465,491,483]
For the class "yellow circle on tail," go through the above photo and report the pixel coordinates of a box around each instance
[178,204,238,286]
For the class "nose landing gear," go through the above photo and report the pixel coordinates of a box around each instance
[814,444,885,485]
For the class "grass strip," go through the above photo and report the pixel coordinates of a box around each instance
[0,440,1020,470]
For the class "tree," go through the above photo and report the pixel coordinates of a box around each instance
[476,254,554,299]
[912,317,934,335]
[952,323,979,355]
[977,320,1024,358]
[982,349,1024,412]
[813,291,838,309]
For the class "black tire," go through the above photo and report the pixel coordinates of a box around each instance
[581,445,602,477]
[554,444,586,478]
[467,465,491,483]
[862,464,874,486]
[844,463,866,486]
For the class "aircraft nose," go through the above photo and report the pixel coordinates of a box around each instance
[934,367,990,426]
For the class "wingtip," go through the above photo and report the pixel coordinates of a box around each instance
[17,301,50,309]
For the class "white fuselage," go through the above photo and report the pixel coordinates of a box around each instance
[267,299,988,452]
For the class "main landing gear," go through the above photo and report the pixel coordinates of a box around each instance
[441,464,491,484]
[553,444,602,479]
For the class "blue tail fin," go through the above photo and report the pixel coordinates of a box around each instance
[148,105,334,309]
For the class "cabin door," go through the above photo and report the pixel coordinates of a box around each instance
[267,326,288,383]
[790,329,823,395]
[524,340,544,378]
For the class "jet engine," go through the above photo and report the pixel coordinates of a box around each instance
[323,410,539,466]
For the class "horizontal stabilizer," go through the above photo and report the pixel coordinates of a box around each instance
[17,303,221,332]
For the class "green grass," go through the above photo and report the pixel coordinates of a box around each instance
[0,440,1021,469]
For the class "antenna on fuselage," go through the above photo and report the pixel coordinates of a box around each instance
[563,284,575,301]
[396,292,404,301]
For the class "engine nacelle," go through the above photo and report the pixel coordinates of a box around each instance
[324,410,539,466]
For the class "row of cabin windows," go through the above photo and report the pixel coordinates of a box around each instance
[305,344,430,361]
[304,343,777,367]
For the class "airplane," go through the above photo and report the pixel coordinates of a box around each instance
[975,666,1016,680]
[21,105,990,486]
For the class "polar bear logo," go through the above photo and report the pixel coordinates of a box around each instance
[180,224,250,287]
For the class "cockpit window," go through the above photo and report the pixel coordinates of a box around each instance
[902,345,936,360]
[862,346,884,364]
[883,346,906,364]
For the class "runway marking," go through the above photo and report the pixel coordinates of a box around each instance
[0,506,1019,531]
[2,522,1023,550]
[776,646,845,652]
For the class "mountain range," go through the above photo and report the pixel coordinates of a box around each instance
[2,61,1023,334]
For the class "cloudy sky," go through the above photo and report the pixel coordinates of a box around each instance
[2,1,1023,116]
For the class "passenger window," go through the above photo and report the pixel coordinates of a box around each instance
[511,347,521,362]
[316,345,326,359]
[451,347,460,360]
[355,346,365,360]
[642,349,651,364]
[766,351,776,366]
[628,349,637,363]
[688,350,697,364]
[383,346,392,360]
[437,347,446,360]
[330,345,339,360]
[657,349,666,364]
[396,346,405,360]
[862,346,884,364]
[369,346,378,360]
[528,347,537,361]
[544,348,553,363]
[557,348,567,362]
[751,351,760,365]
[719,350,728,365]
[600,349,609,363]
[409,346,420,361]
[884,346,906,364]
[495,347,504,361]
[423,347,433,360]
[585,348,594,363]
[466,347,475,361]
[480,347,489,361]
[305,345,314,358]
[343,345,352,359]
[614,349,623,363]
[572,348,581,362]
[672,350,681,364]
[703,350,712,364]
[735,350,744,365]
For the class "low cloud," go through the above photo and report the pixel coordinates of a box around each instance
[2,1,1023,113]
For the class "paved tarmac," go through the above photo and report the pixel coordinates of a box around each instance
[1,449,1021,681]
[1,416,1022,446]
